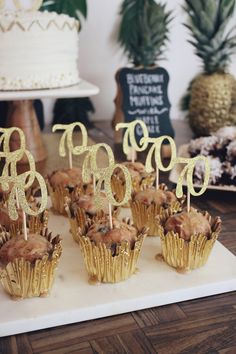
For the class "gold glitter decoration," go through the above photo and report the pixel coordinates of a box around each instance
[116,120,149,155]
[0,229,62,299]
[12,0,43,11]
[77,228,146,283]
[82,143,115,183]
[141,136,177,173]
[141,134,210,198]
[130,184,185,236]
[0,18,79,33]
[111,172,155,208]
[158,211,222,272]
[52,123,88,157]
[81,143,132,208]
[176,156,210,198]
[95,163,132,208]
[0,128,48,221]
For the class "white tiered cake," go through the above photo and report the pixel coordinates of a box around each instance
[0,10,80,90]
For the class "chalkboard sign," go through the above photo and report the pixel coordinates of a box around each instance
[113,67,175,144]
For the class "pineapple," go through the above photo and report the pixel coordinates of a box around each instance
[118,0,172,67]
[184,0,236,136]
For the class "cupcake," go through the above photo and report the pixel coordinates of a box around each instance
[65,189,119,244]
[158,208,221,272]
[111,162,155,207]
[130,184,185,236]
[47,167,84,215]
[77,216,147,283]
[0,229,62,299]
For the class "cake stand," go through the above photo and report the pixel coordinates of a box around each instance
[0,80,100,163]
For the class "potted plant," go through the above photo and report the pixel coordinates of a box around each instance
[41,0,87,22]
[113,0,174,150]
[183,0,236,136]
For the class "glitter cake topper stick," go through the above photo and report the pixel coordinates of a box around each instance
[82,143,132,229]
[0,128,48,240]
[53,122,88,170]
[116,120,149,161]
[176,156,210,212]
[82,143,115,184]
[141,136,177,190]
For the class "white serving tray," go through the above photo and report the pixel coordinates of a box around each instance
[0,80,99,101]
[169,144,236,192]
[0,209,235,337]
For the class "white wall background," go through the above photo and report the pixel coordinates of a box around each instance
[4,0,236,124]
[79,0,236,123]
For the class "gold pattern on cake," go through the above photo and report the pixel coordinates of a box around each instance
[0,17,79,33]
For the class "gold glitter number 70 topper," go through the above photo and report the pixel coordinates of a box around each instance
[116,120,149,161]
[0,128,35,191]
[175,156,210,199]
[140,136,177,189]
[82,143,132,208]
[53,123,88,170]
[53,123,88,157]
[141,136,177,173]
[141,135,210,197]
[0,128,48,221]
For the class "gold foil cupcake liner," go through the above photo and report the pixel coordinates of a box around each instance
[130,184,185,236]
[78,232,146,283]
[111,173,155,208]
[65,203,120,245]
[47,182,72,215]
[0,229,62,299]
[9,209,49,237]
[158,211,221,272]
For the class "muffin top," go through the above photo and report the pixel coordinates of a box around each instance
[86,218,137,247]
[0,233,53,265]
[48,167,83,189]
[114,162,146,181]
[134,187,177,207]
[71,192,109,216]
[164,209,211,241]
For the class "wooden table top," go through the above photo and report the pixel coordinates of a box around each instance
[1,120,236,354]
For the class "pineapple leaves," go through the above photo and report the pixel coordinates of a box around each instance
[118,0,172,67]
[183,0,236,73]
[41,0,87,22]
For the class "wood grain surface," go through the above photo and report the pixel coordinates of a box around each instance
[0,120,235,354]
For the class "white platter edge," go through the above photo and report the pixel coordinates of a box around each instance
[0,79,99,101]
[0,210,235,338]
